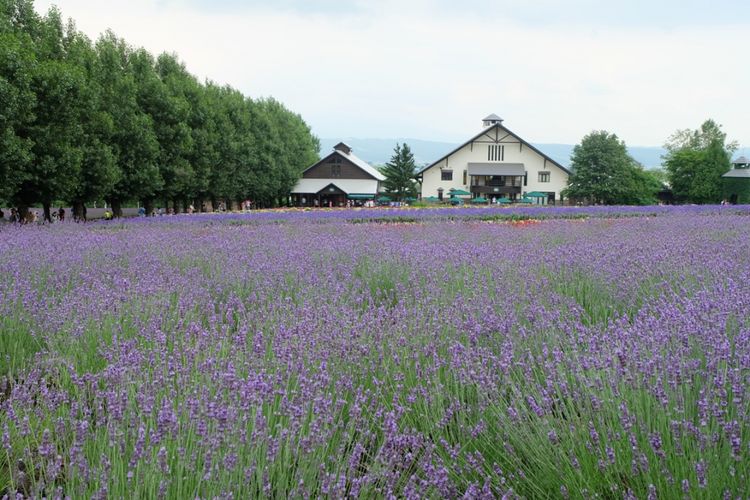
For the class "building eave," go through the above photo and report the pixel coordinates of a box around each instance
[417,123,571,176]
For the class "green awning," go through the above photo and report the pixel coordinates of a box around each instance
[425,196,440,202]
[519,197,533,203]
[376,195,392,201]
[496,197,511,203]
[347,194,375,200]
[405,197,417,202]
[449,189,471,196]
[471,197,488,203]
[525,191,547,197]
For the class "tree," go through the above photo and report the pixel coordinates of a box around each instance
[145,52,194,212]
[204,83,245,209]
[13,7,89,221]
[0,28,36,205]
[562,131,658,205]
[251,98,319,207]
[105,43,162,217]
[66,25,119,220]
[381,143,418,201]
[663,119,734,204]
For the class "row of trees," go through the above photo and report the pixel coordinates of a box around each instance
[563,120,736,205]
[1,0,320,220]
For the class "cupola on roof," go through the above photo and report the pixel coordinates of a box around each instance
[482,114,504,127]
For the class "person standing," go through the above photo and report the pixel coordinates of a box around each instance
[58,207,65,222]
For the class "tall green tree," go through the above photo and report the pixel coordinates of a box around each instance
[153,53,196,211]
[104,44,162,216]
[663,119,735,204]
[250,98,319,207]
[13,8,89,221]
[381,143,418,201]
[562,131,658,205]
[0,24,36,205]
[65,25,119,220]
[204,83,244,209]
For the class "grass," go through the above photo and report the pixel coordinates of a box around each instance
[0,316,44,381]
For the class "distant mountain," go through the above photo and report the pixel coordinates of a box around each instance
[319,138,681,170]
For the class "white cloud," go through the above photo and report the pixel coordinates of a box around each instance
[35,0,749,146]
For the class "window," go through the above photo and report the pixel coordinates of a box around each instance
[330,157,342,177]
[463,170,467,185]
[538,171,550,183]
[441,170,453,181]
[488,144,504,161]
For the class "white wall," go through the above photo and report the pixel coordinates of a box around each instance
[420,124,569,202]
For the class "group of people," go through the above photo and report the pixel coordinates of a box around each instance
[0,207,65,224]
[136,204,197,217]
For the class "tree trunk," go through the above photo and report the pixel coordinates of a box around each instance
[144,199,154,217]
[72,200,86,222]
[17,206,29,223]
[42,202,52,224]
[111,199,122,218]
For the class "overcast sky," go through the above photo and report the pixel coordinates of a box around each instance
[35,0,750,146]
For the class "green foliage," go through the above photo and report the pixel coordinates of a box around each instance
[0,2,318,212]
[722,177,750,204]
[12,9,89,212]
[381,143,418,200]
[562,131,660,205]
[0,30,35,204]
[663,119,734,204]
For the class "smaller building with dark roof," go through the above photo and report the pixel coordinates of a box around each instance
[291,143,385,207]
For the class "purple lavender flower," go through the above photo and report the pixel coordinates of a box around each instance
[695,460,707,488]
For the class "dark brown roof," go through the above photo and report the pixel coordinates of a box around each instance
[301,149,385,181]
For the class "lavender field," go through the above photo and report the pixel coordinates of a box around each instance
[1,207,749,498]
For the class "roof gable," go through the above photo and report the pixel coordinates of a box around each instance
[418,123,571,175]
[302,149,385,181]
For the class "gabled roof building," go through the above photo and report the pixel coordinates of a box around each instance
[291,142,385,207]
[418,115,570,204]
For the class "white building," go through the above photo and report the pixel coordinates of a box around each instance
[418,114,570,204]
